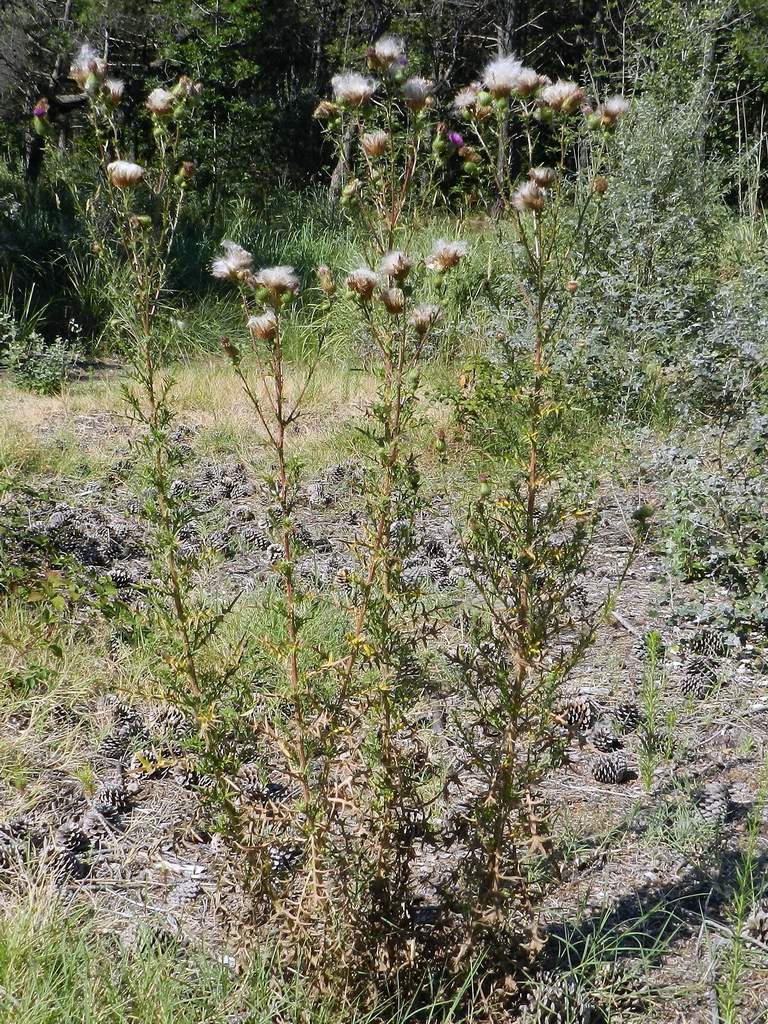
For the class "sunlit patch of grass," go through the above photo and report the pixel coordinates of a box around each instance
[0,888,476,1024]
[0,738,36,791]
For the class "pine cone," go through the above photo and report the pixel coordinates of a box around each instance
[696,781,730,826]
[595,960,650,1012]
[563,697,597,732]
[268,842,303,876]
[523,972,593,1023]
[51,848,89,881]
[612,700,641,734]
[746,901,768,944]
[112,702,145,737]
[429,557,450,582]
[55,822,90,855]
[241,526,271,550]
[109,567,134,590]
[685,627,729,658]
[396,652,422,688]
[97,732,129,761]
[128,747,166,778]
[155,705,194,739]
[681,656,718,699]
[592,751,630,784]
[168,879,203,908]
[0,842,13,871]
[93,783,131,814]
[590,724,622,752]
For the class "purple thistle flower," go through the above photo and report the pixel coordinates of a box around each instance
[447,131,464,147]
[33,101,48,118]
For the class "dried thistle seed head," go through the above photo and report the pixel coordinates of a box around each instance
[313,99,338,121]
[368,34,407,70]
[253,265,300,303]
[145,87,175,117]
[540,79,586,113]
[316,265,336,297]
[362,129,389,157]
[106,160,144,189]
[401,76,433,112]
[210,239,254,282]
[512,179,546,212]
[410,304,442,337]
[69,43,106,88]
[593,175,609,194]
[565,279,579,295]
[528,165,557,188]
[248,310,279,340]
[425,238,469,272]
[453,83,480,114]
[379,250,413,282]
[597,94,629,126]
[515,66,547,96]
[346,267,378,299]
[380,287,405,314]
[482,53,524,98]
[103,78,125,104]
[331,71,378,108]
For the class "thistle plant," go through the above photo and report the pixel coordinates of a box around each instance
[211,246,347,945]
[64,49,254,829]
[442,54,635,960]
[315,38,470,972]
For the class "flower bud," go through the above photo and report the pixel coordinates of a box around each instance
[313,100,338,121]
[379,250,413,282]
[253,267,300,306]
[316,265,336,297]
[146,88,175,117]
[341,179,361,205]
[219,335,240,362]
